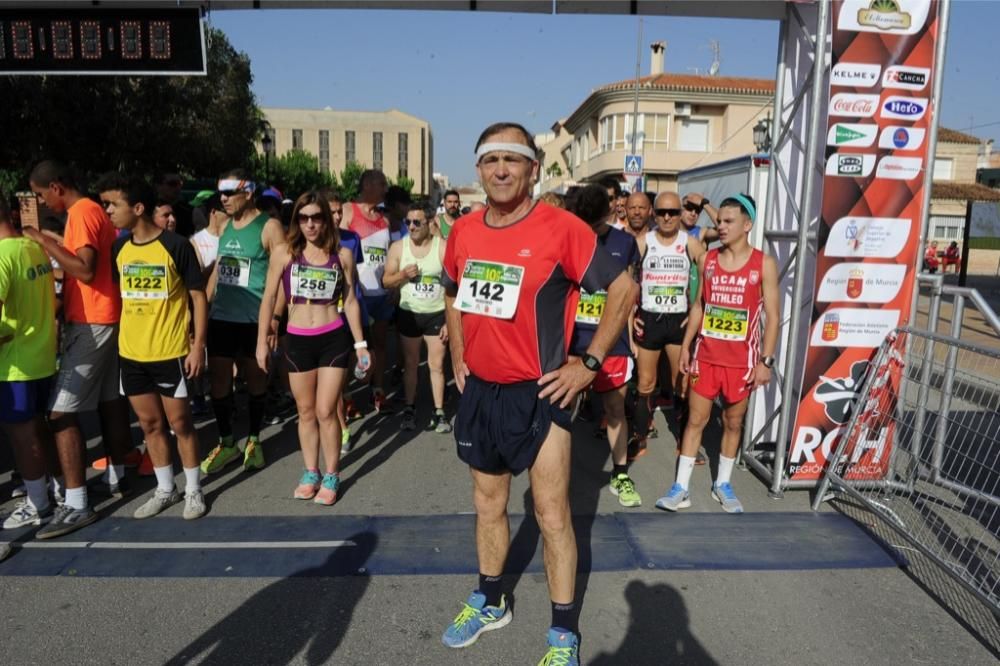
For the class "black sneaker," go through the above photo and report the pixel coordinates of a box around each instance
[89,475,133,499]
[36,504,99,540]
[400,406,417,431]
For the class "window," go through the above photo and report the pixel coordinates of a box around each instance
[932,157,954,181]
[373,131,383,171]
[292,129,303,151]
[598,113,670,152]
[930,215,963,241]
[677,118,709,152]
[345,130,356,163]
[398,132,408,178]
[319,130,330,173]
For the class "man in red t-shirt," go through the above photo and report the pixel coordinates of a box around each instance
[655,194,779,515]
[439,123,636,664]
[25,161,131,539]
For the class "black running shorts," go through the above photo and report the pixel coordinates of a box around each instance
[283,326,352,373]
[635,309,687,351]
[120,356,189,399]
[397,308,445,338]
[454,374,574,475]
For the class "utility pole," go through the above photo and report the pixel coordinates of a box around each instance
[631,17,643,156]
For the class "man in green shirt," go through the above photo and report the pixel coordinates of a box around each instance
[0,198,58,531]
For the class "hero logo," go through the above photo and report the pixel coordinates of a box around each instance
[882,66,930,91]
[831,62,881,88]
[878,125,926,150]
[830,93,879,118]
[825,153,875,178]
[881,96,928,121]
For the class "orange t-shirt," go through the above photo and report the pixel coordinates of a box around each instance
[62,197,122,324]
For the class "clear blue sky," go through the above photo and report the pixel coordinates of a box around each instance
[209,1,999,185]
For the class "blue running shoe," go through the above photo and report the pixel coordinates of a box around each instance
[712,482,744,514]
[537,627,580,666]
[654,483,692,511]
[441,591,511,648]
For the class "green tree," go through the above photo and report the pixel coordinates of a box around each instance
[269,150,337,200]
[338,161,366,202]
[0,27,259,186]
[391,175,415,195]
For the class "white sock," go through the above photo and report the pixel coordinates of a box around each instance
[184,466,201,495]
[24,477,50,512]
[64,486,87,510]
[675,455,697,490]
[50,475,64,498]
[106,464,124,485]
[153,465,175,493]
[716,455,736,486]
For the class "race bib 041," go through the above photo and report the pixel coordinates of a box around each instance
[365,246,387,266]
[455,259,524,319]
[702,304,749,341]
[218,255,251,288]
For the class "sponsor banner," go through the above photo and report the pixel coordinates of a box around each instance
[837,0,931,35]
[829,93,880,117]
[828,123,879,147]
[881,95,928,120]
[810,308,901,347]
[790,0,940,483]
[882,65,930,90]
[831,62,882,88]
[876,155,923,180]
[825,153,876,177]
[825,217,913,258]
[878,125,926,150]
[816,262,908,303]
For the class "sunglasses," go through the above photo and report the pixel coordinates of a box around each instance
[683,202,702,212]
[296,212,325,224]
[219,189,243,197]
[406,219,425,227]
[655,208,682,217]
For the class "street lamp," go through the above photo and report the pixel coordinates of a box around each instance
[753,113,773,154]
[260,121,274,184]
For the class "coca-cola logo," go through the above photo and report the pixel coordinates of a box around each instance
[830,94,879,118]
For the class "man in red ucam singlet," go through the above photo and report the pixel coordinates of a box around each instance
[655,194,779,514]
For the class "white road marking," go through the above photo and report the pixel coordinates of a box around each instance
[20,540,356,550]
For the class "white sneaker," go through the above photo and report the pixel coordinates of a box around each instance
[133,488,180,519]
[183,490,206,520]
[3,500,53,529]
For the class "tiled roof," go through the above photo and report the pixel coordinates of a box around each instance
[937,127,981,144]
[932,181,1000,201]
[597,73,776,95]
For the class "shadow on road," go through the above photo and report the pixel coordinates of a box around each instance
[589,580,717,666]
[165,531,377,665]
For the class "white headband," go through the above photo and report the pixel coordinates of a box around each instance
[476,142,537,163]
[217,179,255,194]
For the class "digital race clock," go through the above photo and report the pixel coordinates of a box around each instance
[0,7,206,75]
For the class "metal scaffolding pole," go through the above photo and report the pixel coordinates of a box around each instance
[770,0,830,498]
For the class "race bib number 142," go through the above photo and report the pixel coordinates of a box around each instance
[456,260,524,319]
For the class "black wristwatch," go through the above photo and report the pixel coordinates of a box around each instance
[701,198,710,207]
[581,353,602,372]
[761,356,775,369]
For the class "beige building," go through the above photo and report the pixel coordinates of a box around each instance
[260,107,434,196]
[537,43,774,194]
[928,127,1000,243]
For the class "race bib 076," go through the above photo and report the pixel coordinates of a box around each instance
[645,285,686,314]
[217,255,251,288]
[702,304,749,341]
[455,259,524,320]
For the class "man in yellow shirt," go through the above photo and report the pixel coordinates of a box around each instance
[97,174,209,520]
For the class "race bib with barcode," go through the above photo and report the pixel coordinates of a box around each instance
[455,259,524,320]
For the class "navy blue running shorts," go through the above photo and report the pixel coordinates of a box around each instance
[454,374,574,475]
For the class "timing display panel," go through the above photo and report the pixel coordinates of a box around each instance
[0,8,206,75]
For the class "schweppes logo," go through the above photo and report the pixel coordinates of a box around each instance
[857,0,912,31]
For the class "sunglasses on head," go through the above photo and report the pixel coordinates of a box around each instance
[655,208,682,217]
[296,212,325,224]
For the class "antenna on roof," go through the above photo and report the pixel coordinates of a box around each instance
[708,39,721,76]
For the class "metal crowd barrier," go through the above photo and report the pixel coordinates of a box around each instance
[813,326,1000,614]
